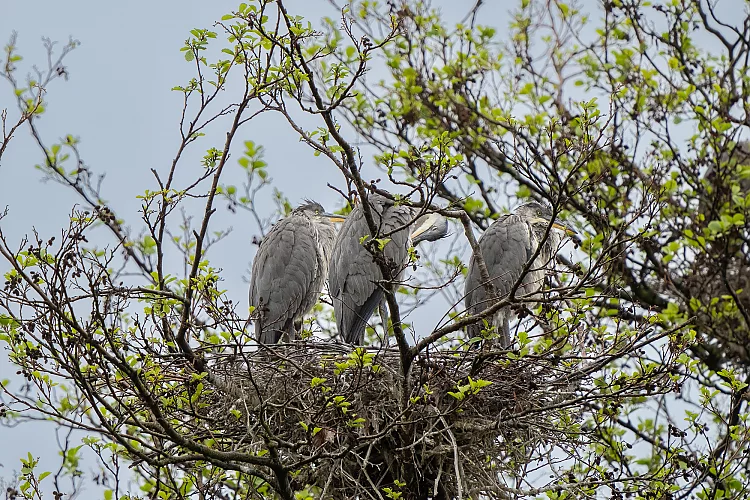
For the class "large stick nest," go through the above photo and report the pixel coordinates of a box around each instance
[204,343,580,498]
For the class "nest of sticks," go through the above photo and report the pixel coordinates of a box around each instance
[203,342,577,498]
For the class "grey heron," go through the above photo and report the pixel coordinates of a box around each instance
[464,201,575,348]
[328,193,448,345]
[249,201,346,344]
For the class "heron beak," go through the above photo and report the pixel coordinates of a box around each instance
[532,216,577,238]
[410,215,433,240]
[551,221,578,237]
[322,212,347,223]
[411,224,428,240]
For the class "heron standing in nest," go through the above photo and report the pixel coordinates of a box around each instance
[249,201,346,344]
[464,201,577,348]
[328,193,448,345]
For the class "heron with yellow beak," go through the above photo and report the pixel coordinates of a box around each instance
[464,201,577,349]
[250,201,347,344]
[328,193,448,345]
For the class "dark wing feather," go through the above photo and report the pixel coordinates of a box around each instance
[464,215,533,338]
[329,195,414,345]
[249,215,318,343]
[343,287,384,346]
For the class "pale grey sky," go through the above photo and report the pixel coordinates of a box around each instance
[0,0,508,493]
[4,0,743,495]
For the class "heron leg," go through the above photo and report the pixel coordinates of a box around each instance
[290,319,302,342]
[378,299,389,340]
[500,316,511,350]
[259,326,281,345]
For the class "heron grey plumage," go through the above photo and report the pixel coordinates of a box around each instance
[328,193,448,345]
[464,201,575,348]
[249,201,346,344]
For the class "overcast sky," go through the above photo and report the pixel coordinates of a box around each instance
[5,0,745,493]
[4,0,745,495]
[0,0,511,494]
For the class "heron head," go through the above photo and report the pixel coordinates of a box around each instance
[298,200,347,223]
[411,212,449,244]
[515,201,577,237]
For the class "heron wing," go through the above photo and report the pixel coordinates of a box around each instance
[329,195,414,345]
[465,214,533,335]
[250,215,318,343]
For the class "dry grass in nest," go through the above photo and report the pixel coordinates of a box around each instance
[202,342,577,497]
